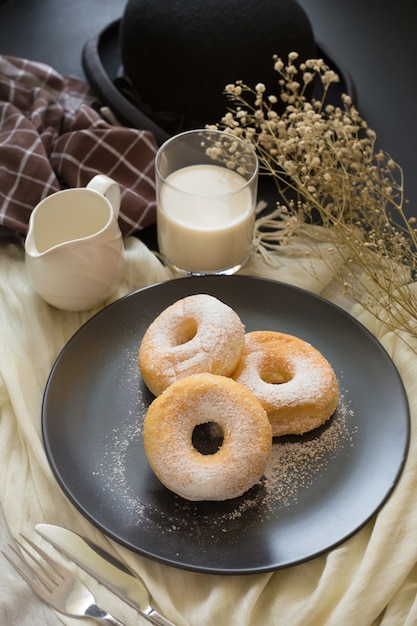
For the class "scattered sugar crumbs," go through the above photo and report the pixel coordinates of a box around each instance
[262,391,356,512]
[92,354,358,542]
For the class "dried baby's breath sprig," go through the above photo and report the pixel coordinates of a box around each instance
[209,53,417,346]
[198,130,256,177]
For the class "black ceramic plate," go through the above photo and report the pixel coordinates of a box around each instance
[42,275,410,574]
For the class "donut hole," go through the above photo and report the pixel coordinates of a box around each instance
[174,319,198,346]
[192,422,224,455]
[261,366,292,385]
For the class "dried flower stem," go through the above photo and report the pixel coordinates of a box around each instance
[210,53,417,346]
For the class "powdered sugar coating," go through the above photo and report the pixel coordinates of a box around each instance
[143,373,272,501]
[233,331,339,436]
[139,294,245,396]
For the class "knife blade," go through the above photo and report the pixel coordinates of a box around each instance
[35,524,178,626]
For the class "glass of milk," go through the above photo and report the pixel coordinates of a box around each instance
[155,129,259,275]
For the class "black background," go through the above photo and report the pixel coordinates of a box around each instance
[1,0,416,217]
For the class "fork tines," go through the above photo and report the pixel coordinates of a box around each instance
[3,534,64,595]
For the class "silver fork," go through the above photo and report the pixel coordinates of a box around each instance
[2,535,127,625]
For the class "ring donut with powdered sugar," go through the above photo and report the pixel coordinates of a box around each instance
[143,372,272,501]
[138,294,245,396]
[232,330,339,437]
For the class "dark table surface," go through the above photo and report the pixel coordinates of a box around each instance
[298,0,417,220]
[1,0,416,218]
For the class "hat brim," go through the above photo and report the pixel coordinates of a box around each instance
[82,18,356,147]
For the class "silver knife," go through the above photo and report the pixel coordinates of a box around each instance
[35,524,178,626]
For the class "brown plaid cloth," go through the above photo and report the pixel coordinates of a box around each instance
[0,56,158,237]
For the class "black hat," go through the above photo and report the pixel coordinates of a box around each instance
[82,0,355,146]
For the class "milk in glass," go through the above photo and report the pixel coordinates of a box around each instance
[157,164,254,273]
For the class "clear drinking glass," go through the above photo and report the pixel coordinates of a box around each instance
[155,128,259,275]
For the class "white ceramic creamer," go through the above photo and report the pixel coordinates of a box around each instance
[25,175,124,311]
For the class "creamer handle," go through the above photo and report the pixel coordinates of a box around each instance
[87,175,121,217]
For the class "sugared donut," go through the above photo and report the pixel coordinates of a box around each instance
[232,331,339,437]
[143,372,272,501]
[139,294,245,396]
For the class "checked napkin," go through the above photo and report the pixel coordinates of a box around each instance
[0,55,158,238]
